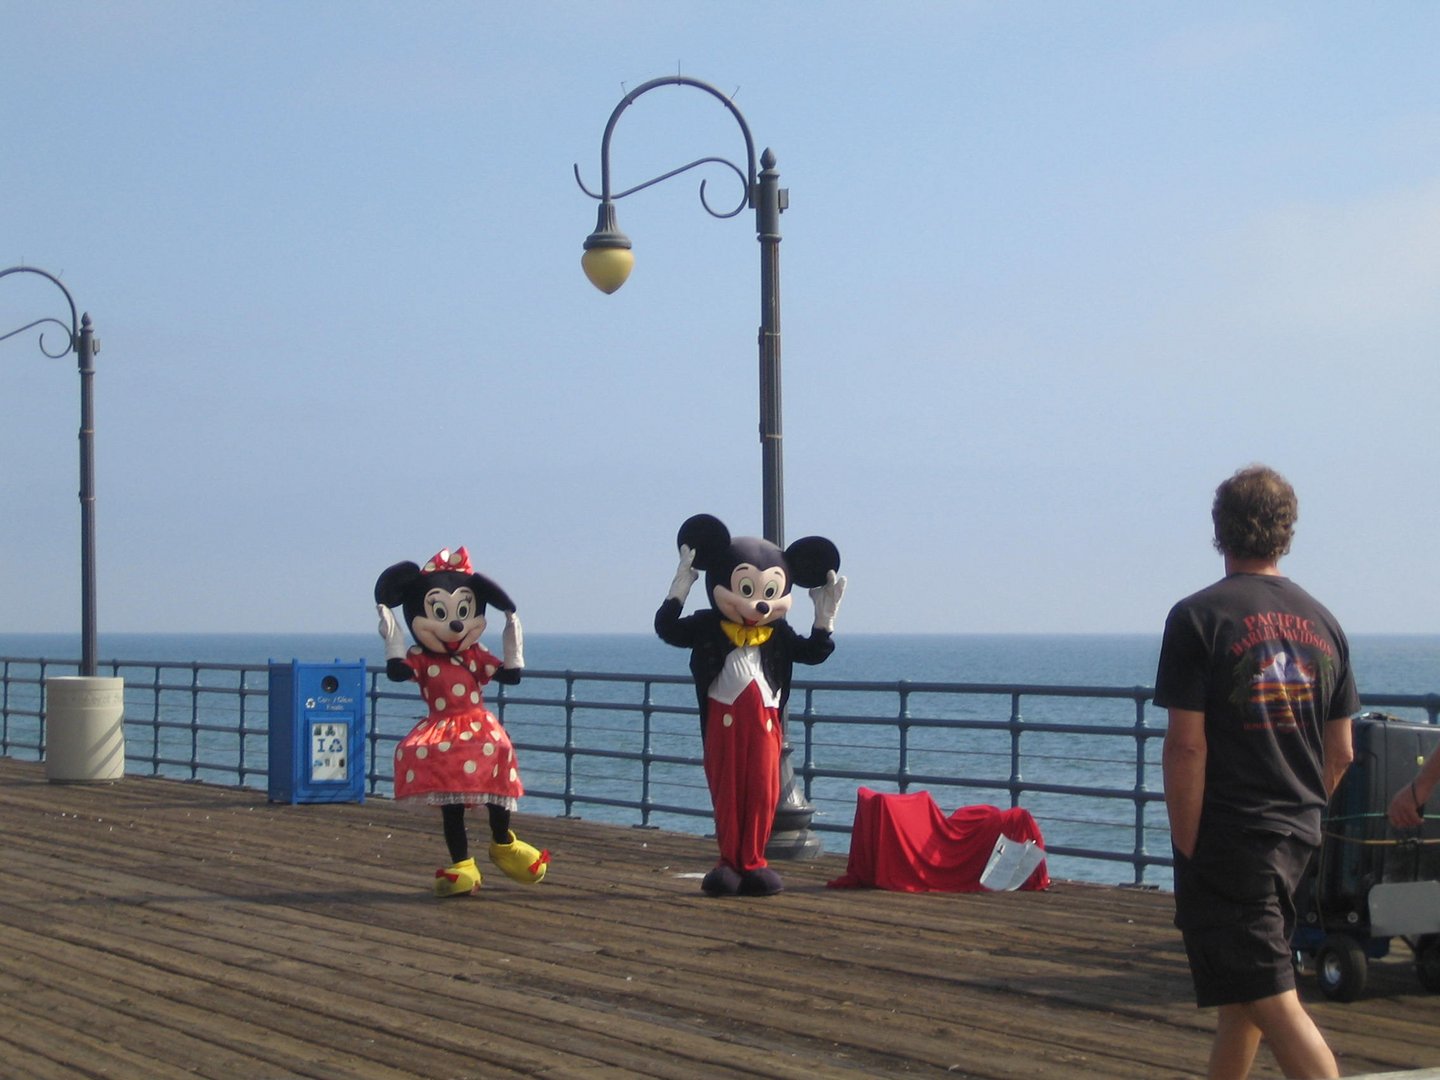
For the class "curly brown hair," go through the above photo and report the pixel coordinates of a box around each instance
[1211,465,1297,561]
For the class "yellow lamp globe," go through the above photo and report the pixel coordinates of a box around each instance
[581,246,635,294]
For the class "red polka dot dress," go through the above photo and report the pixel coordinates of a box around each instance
[392,643,524,810]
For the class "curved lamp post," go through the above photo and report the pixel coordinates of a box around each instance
[0,266,100,676]
[576,74,787,547]
[576,75,819,858]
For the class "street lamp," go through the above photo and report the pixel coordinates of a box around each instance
[575,74,787,546]
[0,266,101,677]
[576,75,819,858]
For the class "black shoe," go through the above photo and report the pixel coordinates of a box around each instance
[739,867,784,896]
[701,864,743,897]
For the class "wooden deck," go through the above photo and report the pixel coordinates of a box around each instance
[0,758,1435,1080]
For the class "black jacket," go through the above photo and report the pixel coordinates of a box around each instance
[654,598,834,740]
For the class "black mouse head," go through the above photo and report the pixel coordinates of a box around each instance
[373,546,516,655]
[677,514,840,629]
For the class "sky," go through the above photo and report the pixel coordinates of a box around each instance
[3,2,1439,638]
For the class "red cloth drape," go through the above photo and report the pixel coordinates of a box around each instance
[827,787,1049,893]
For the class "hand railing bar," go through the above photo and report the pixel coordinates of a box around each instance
[508,742,698,768]
[481,697,694,718]
[520,789,713,819]
[128,754,271,776]
[1038,843,1173,868]
[93,659,260,675]
[803,761,1166,801]
[520,668,693,686]
[791,678,1160,698]
[118,682,270,699]
[18,655,1427,714]
[1033,813,1152,832]
[805,712,1169,740]
[127,720,268,738]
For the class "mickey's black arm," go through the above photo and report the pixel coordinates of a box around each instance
[655,597,701,648]
[790,625,835,666]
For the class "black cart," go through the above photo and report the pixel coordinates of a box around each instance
[1293,712,1440,1001]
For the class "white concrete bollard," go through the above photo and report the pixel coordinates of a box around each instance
[44,675,126,783]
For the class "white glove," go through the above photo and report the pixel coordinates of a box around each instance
[377,604,408,660]
[667,545,699,603]
[502,611,525,669]
[810,571,846,632]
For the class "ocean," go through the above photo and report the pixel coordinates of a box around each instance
[3,630,1439,697]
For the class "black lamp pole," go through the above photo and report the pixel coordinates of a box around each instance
[0,266,100,676]
[577,75,819,857]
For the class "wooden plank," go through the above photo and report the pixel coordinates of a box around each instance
[2,758,1438,1079]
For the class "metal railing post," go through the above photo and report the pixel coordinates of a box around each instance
[799,686,817,801]
[640,679,656,826]
[1008,692,1024,809]
[1130,690,1150,886]
[563,672,578,818]
[891,683,910,792]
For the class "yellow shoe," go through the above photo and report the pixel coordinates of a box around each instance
[488,831,549,884]
[434,857,482,897]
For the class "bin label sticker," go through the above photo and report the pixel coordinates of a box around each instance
[310,721,349,782]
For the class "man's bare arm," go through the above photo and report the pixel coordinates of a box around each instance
[1163,708,1207,858]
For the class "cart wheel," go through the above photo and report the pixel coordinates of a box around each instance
[1315,935,1367,1002]
[1416,936,1440,993]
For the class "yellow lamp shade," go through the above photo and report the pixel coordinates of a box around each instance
[582,246,635,294]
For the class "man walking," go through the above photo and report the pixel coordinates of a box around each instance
[1156,465,1358,1080]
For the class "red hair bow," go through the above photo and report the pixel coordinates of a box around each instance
[422,547,473,574]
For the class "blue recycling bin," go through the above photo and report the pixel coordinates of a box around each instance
[268,660,367,804]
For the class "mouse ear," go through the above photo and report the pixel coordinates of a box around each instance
[468,572,516,614]
[677,514,731,573]
[784,536,841,589]
[374,561,421,607]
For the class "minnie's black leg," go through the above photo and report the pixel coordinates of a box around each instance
[441,803,469,862]
[486,802,512,845]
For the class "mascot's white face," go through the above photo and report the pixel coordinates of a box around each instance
[713,563,793,627]
[411,586,487,654]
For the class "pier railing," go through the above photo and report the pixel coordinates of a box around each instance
[4,654,1437,888]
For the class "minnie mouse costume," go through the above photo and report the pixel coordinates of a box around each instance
[375,547,549,896]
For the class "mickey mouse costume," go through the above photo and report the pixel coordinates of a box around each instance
[375,547,549,897]
[655,514,846,897]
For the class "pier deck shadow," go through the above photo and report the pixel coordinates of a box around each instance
[0,758,1434,1079]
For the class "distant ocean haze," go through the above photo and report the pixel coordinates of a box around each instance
[1,631,1435,697]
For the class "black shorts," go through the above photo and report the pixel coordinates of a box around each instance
[1172,828,1315,1008]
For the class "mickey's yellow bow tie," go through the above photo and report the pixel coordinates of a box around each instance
[721,621,774,648]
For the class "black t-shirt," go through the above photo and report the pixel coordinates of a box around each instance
[1154,573,1361,845]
